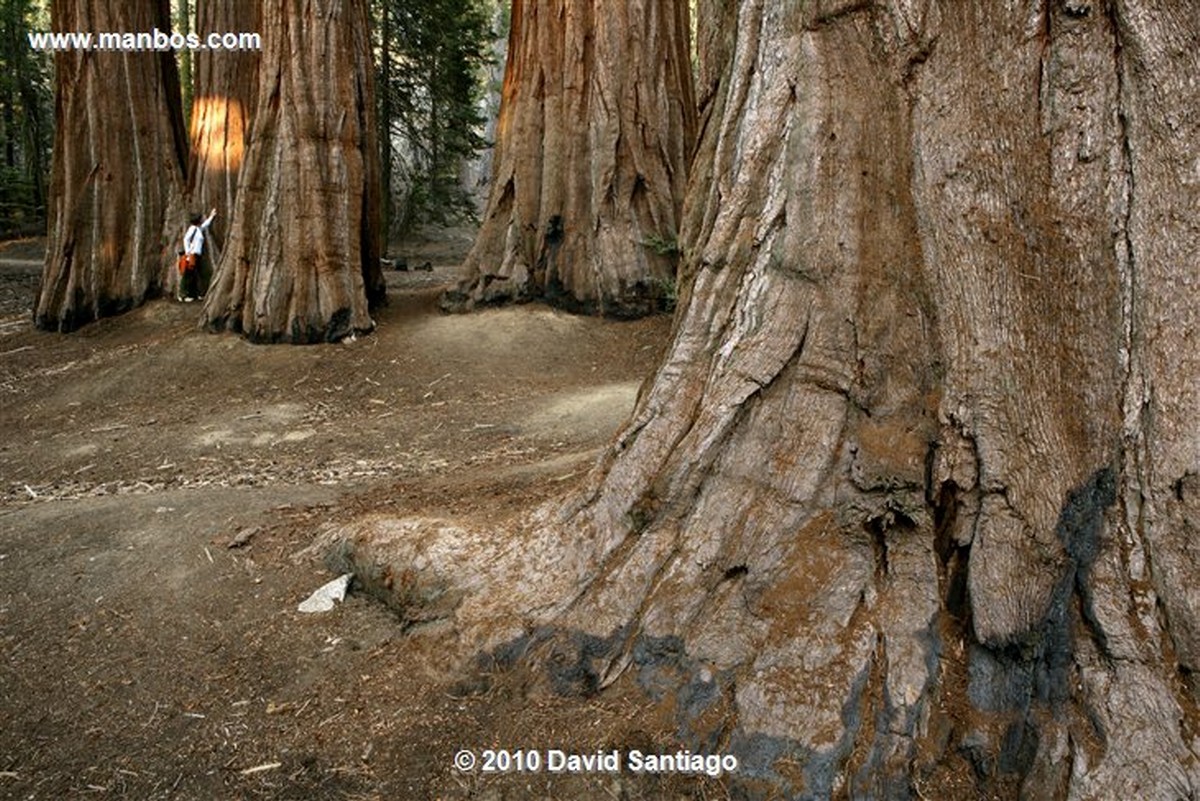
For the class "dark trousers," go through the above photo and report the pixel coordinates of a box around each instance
[178,254,201,299]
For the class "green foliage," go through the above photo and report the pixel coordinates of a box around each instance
[374,0,495,236]
[641,232,682,258]
[0,0,53,238]
[653,275,677,314]
[641,233,681,312]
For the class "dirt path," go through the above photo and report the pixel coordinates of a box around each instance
[0,238,731,800]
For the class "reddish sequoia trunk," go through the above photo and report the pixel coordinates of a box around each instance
[201,0,384,344]
[330,1,1199,797]
[440,0,696,318]
[163,0,260,301]
[179,0,260,274]
[35,0,188,332]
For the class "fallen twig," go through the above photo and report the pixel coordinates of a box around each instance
[240,762,282,776]
[145,701,161,728]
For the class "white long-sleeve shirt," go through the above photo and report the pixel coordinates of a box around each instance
[183,210,217,256]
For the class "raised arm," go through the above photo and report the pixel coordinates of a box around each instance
[201,208,217,229]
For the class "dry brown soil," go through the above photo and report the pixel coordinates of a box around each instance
[0,232,736,800]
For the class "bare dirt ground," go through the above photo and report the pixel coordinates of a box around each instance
[0,232,737,800]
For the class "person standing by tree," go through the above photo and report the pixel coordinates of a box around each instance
[178,208,216,302]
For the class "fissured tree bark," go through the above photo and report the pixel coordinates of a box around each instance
[35,0,188,332]
[164,0,260,300]
[330,1,1199,797]
[183,0,260,247]
[440,0,696,317]
[201,0,384,344]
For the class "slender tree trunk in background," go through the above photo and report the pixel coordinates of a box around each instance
[4,0,50,214]
[2,104,15,169]
[1,9,16,169]
[35,0,188,332]
[177,0,259,298]
[441,0,696,318]
[378,4,393,240]
[18,82,47,213]
[201,0,384,344]
[331,1,1200,797]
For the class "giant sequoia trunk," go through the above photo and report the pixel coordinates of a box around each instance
[330,1,1199,797]
[35,0,188,332]
[164,0,260,301]
[183,0,260,248]
[201,0,384,344]
[440,0,696,317]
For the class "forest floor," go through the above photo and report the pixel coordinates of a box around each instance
[0,231,738,800]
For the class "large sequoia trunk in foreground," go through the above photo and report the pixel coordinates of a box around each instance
[202,0,383,344]
[331,1,1199,797]
[440,0,696,317]
[35,0,187,332]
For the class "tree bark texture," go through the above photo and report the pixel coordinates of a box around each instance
[441,0,697,318]
[201,0,384,344]
[184,0,260,246]
[35,0,188,332]
[327,1,1199,797]
[561,1,1200,795]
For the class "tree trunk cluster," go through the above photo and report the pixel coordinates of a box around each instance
[32,0,1200,794]
[38,0,383,343]
[330,1,1200,797]
[554,2,1200,795]
[442,0,696,317]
